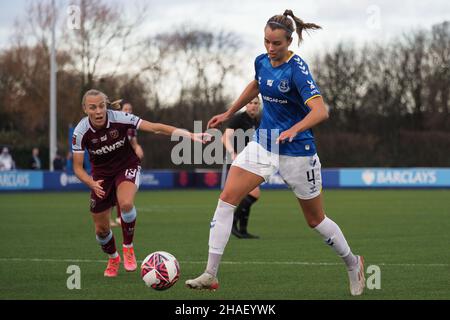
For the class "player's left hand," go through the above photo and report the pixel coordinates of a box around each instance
[276,129,298,144]
[191,132,212,144]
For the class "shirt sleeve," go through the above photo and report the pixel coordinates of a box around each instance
[71,131,85,153]
[254,54,265,83]
[111,110,142,129]
[292,60,322,106]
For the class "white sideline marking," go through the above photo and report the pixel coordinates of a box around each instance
[0,258,448,267]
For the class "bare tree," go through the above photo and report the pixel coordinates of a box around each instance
[428,22,450,116]
[137,26,243,124]
[315,42,368,132]
[63,0,148,97]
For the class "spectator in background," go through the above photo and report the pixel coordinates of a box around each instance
[30,147,42,170]
[0,147,15,171]
[53,153,65,171]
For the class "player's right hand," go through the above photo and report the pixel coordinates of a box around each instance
[90,179,105,199]
[207,112,230,129]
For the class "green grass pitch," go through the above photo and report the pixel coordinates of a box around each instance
[0,189,449,300]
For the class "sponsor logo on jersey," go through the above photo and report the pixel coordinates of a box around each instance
[262,95,288,104]
[278,79,290,93]
[91,138,99,144]
[72,135,77,146]
[100,135,107,142]
[267,79,274,87]
[88,137,127,155]
[307,80,316,90]
[258,76,262,85]
[109,129,119,139]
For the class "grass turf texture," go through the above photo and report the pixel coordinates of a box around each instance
[0,189,449,300]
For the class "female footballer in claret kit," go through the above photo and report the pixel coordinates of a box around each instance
[186,10,365,296]
[72,89,208,277]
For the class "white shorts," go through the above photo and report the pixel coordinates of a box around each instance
[232,141,322,200]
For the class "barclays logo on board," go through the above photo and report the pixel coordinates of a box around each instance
[361,169,437,186]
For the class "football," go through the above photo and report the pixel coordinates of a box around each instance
[141,251,180,290]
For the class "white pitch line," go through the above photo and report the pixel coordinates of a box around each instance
[0,258,448,267]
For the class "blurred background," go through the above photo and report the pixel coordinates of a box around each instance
[0,0,448,170]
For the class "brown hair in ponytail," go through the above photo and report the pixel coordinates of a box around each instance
[266,9,321,45]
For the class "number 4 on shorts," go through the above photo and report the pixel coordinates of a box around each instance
[307,169,316,185]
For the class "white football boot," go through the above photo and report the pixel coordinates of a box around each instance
[185,272,219,290]
[348,255,365,296]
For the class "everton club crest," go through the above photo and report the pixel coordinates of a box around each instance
[278,79,290,93]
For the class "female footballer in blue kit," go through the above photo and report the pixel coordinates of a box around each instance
[186,10,365,296]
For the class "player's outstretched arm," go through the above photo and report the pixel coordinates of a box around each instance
[73,152,105,199]
[207,80,259,128]
[138,120,209,144]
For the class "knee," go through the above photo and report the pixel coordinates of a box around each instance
[219,190,240,206]
[305,214,325,229]
[120,201,134,213]
[96,228,110,238]
[249,189,260,200]
[307,219,321,229]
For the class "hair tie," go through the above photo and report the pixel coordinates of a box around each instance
[266,21,293,34]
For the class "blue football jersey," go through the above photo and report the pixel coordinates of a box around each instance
[254,52,322,156]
